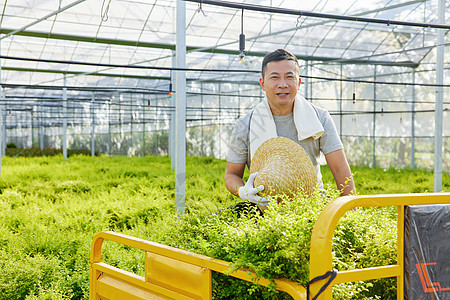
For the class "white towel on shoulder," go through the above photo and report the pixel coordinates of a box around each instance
[249,95,324,159]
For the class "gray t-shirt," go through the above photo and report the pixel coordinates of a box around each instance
[226,104,343,186]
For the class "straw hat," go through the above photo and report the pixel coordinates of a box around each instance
[250,137,317,199]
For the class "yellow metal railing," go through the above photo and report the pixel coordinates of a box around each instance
[308,193,450,299]
[90,231,306,299]
[90,193,450,300]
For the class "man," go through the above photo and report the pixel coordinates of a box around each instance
[225,49,355,208]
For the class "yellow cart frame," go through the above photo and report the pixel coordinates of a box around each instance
[90,193,450,299]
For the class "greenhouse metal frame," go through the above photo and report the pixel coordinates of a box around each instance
[0,0,449,202]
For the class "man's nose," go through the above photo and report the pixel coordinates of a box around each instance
[278,78,288,87]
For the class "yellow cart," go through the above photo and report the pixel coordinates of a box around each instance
[90,193,450,299]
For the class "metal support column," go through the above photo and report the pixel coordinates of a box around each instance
[142,97,145,157]
[108,96,112,156]
[0,40,2,175]
[0,91,2,175]
[175,0,186,214]
[91,93,95,157]
[339,64,343,139]
[39,108,44,150]
[411,69,416,169]
[2,101,5,156]
[155,97,159,156]
[304,61,309,100]
[434,0,445,192]
[170,51,176,170]
[0,38,4,158]
[63,76,67,159]
[31,108,34,148]
[372,66,377,169]
[218,82,221,157]
[201,82,204,156]
[308,63,312,102]
[130,96,133,154]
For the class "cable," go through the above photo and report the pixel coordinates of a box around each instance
[0,55,257,73]
[2,57,450,88]
[307,270,337,300]
[101,0,112,22]
[183,0,450,29]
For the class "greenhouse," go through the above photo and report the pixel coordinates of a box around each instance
[0,0,449,299]
[1,0,449,167]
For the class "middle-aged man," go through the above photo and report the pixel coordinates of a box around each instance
[224,48,355,209]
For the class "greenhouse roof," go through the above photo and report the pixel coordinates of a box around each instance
[0,0,449,91]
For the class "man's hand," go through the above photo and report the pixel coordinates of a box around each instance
[238,172,269,207]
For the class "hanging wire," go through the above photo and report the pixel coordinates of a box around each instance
[296,15,302,28]
[240,9,244,35]
[196,0,207,16]
[101,0,112,22]
[422,0,426,48]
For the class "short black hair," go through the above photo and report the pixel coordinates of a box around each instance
[261,49,299,78]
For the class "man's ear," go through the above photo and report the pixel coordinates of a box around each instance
[259,78,265,90]
[298,77,302,86]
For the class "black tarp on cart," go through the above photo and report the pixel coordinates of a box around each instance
[404,204,450,300]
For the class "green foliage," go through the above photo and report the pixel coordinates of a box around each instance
[321,165,448,194]
[163,187,400,299]
[332,206,397,299]
[5,147,97,158]
[0,155,228,299]
[0,155,448,299]
[7,142,17,148]
[166,190,331,299]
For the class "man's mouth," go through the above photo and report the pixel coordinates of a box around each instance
[276,93,289,97]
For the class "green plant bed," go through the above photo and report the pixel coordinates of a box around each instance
[0,155,448,299]
[158,190,398,299]
[5,147,97,157]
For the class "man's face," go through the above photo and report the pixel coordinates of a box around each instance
[259,59,301,115]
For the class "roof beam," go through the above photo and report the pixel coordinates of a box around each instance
[184,0,450,29]
[0,28,418,67]
[0,28,176,49]
[0,0,86,40]
[0,66,259,85]
[0,66,168,80]
[246,0,428,48]
[172,0,428,68]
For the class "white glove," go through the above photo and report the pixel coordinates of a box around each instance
[238,172,269,207]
